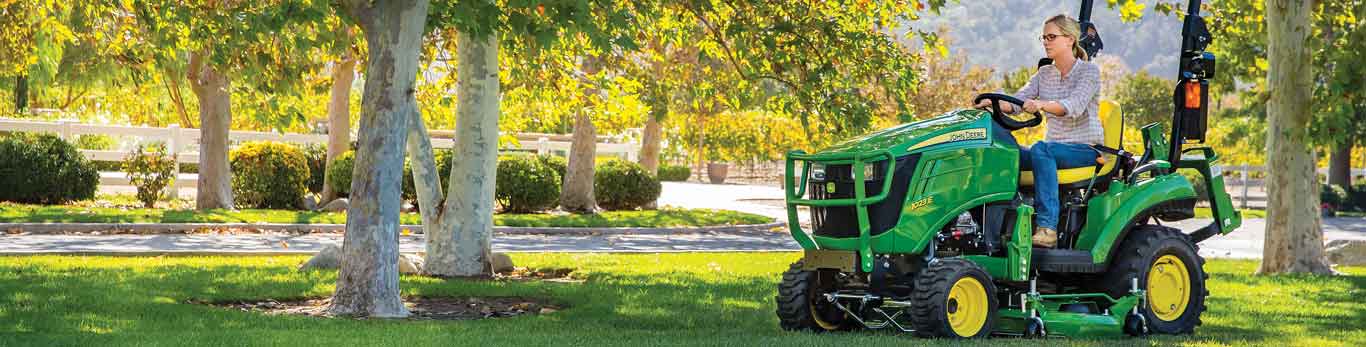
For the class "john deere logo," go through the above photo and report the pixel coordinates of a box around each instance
[825,182,836,194]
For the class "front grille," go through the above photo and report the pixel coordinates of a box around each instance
[808,154,919,238]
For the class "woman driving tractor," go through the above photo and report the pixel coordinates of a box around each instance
[975,14,1104,248]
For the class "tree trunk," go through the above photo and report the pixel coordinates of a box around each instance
[640,115,663,174]
[328,0,429,318]
[695,114,707,182]
[427,31,501,277]
[560,56,603,213]
[1328,136,1352,188]
[187,51,234,210]
[14,75,27,113]
[561,111,599,213]
[1259,0,1333,275]
[322,55,357,202]
[639,114,663,209]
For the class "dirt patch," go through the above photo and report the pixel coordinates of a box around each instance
[201,296,563,320]
[495,267,584,283]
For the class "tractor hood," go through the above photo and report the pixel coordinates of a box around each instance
[817,109,992,156]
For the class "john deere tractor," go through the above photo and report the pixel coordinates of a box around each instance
[776,0,1239,338]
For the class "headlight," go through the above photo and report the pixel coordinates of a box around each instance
[810,163,826,180]
[863,161,887,181]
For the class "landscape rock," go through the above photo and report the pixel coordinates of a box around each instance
[320,198,349,212]
[1325,239,1366,266]
[299,244,342,271]
[399,254,426,275]
[491,252,515,274]
[302,195,319,211]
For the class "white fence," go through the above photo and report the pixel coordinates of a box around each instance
[0,118,641,190]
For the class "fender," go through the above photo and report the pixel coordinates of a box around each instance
[1080,174,1197,264]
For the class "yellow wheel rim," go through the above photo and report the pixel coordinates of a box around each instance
[1147,254,1191,321]
[810,302,841,330]
[946,277,989,337]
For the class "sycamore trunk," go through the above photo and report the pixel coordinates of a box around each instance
[432,31,501,277]
[328,0,429,318]
[323,55,357,202]
[1260,0,1332,275]
[561,56,604,213]
[187,51,234,210]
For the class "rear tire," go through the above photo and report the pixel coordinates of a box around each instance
[775,261,856,332]
[1100,224,1208,334]
[909,258,998,338]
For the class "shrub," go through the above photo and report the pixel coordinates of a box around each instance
[327,150,356,196]
[122,143,176,208]
[1321,184,1348,210]
[0,133,99,204]
[594,159,662,210]
[403,149,453,201]
[230,141,310,209]
[539,154,567,181]
[495,154,561,213]
[1350,183,1366,212]
[658,164,691,182]
[301,143,327,194]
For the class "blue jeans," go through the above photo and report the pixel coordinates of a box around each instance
[1020,141,1099,230]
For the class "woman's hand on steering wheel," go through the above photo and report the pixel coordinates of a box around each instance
[973,93,1043,131]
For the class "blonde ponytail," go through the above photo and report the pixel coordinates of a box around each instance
[1046,14,1089,61]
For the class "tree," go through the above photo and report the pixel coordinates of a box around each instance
[1111,70,1174,128]
[404,1,653,275]
[131,1,330,210]
[560,53,605,212]
[1261,0,1332,274]
[328,0,429,318]
[322,31,358,203]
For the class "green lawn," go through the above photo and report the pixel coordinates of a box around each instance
[0,201,773,228]
[1195,207,1267,219]
[0,254,1361,346]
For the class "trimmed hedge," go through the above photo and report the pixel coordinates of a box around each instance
[658,164,691,182]
[594,159,661,210]
[230,141,310,209]
[327,150,356,196]
[1322,184,1348,210]
[403,149,453,201]
[495,154,561,213]
[0,133,99,204]
[1350,183,1366,212]
[539,155,568,182]
[301,143,327,194]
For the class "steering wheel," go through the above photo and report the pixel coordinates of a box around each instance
[974,93,1043,131]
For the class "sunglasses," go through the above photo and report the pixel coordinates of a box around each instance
[1039,33,1065,42]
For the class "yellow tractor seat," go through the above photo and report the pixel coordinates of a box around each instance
[1020,100,1122,187]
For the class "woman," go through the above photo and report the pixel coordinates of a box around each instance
[976,14,1103,248]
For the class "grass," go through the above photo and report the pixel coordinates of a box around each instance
[0,197,773,228]
[1194,207,1366,219]
[0,254,1361,346]
[1195,207,1267,219]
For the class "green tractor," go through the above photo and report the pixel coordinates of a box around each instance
[776,0,1239,338]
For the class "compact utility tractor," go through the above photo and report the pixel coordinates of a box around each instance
[776,0,1239,338]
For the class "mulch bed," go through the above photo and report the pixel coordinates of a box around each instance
[203,296,563,321]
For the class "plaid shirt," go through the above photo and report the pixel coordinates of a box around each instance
[1011,60,1104,145]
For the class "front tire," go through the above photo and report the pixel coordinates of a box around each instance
[1101,224,1208,334]
[776,261,856,332]
[909,258,998,338]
